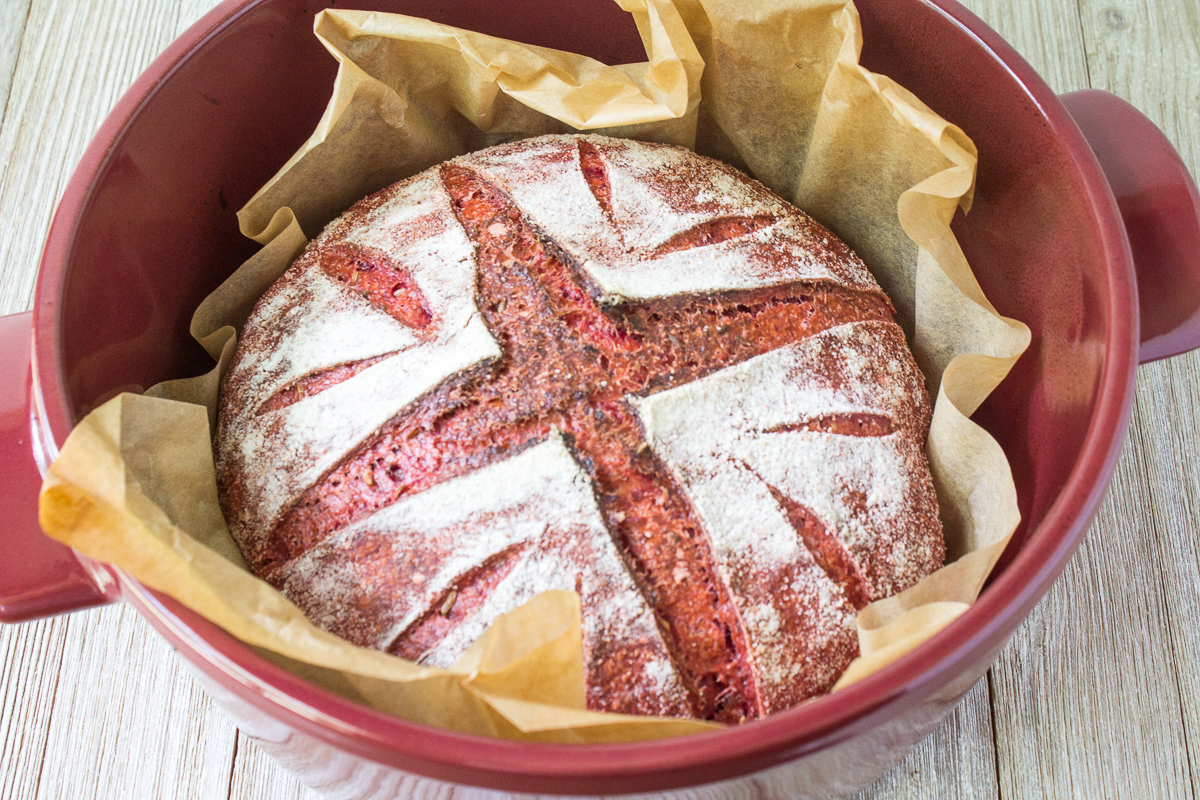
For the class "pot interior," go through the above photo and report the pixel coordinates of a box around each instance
[42,0,1119,753]
[856,3,1116,574]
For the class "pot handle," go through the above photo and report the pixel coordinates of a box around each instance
[1061,89,1200,364]
[0,311,118,623]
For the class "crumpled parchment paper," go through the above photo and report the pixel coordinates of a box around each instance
[39,0,1031,739]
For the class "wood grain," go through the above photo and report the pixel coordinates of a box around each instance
[1131,355,1200,799]
[959,0,1091,94]
[855,680,999,800]
[230,739,322,800]
[1,0,1199,797]
[963,0,1200,797]
[0,616,68,800]
[0,3,243,799]
[0,0,182,313]
[1077,1,1200,794]
[0,0,31,137]
[35,604,238,800]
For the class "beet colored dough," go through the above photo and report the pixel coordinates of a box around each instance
[215,135,944,723]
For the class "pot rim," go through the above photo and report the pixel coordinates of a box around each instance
[30,0,1139,791]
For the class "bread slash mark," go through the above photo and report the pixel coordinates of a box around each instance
[387,541,529,662]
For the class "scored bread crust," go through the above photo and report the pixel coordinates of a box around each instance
[215,134,944,723]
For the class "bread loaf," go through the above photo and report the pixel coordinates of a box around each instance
[215,135,944,723]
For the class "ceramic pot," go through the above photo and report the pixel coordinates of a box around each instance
[2,0,1199,797]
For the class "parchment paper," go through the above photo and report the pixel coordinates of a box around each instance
[39,0,1031,739]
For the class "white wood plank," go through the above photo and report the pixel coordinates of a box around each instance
[855,679,999,800]
[34,604,238,800]
[0,617,70,800]
[1131,351,1200,800]
[989,471,1195,798]
[958,0,1092,95]
[956,0,1200,797]
[0,0,210,314]
[1077,0,1200,173]
[229,737,323,800]
[0,8,66,800]
[0,0,31,135]
[0,1,238,799]
[1077,4,1200,793]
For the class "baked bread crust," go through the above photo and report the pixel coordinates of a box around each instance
[215,135,944,723]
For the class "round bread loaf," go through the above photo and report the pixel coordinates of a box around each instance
[215,134,944,723]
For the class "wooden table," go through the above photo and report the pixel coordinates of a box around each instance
[1,1,1197,797]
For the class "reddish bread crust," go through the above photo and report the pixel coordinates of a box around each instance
[216,135,943,722]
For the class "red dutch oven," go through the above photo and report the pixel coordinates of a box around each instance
[3,0,1200,796]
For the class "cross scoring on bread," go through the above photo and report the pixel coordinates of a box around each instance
[255,143,900,722]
